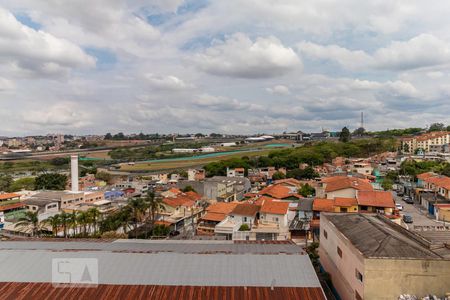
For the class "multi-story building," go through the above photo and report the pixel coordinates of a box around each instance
[402,131,450,153]
[319,213,450,300]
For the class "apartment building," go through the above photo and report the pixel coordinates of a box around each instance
[402,131,450,153]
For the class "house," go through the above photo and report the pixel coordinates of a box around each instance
[401,131,450,153]
[0,240,326,300]
[434,204,450,222]
[356,191,395,214]
[0,193,25,217]
[319,213,450,300]
[160,192,204,233]
[227,167,245,177]
[197,202,240,235]
[316,176,374,199]
[258,184,302,200]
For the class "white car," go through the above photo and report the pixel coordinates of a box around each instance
[395,203,403,211]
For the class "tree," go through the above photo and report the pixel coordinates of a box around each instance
[428,123,445,132]
[353,127,365,136]
[95,171,112,183]
[76,211,89,237]
[182,185,196,193]
[143,191,165,227]
[15,211,41,237]
[87,207,101,235]
[43,215,61,237]
[381,178,393,191]
[127,198,149,238]
[299,183,315,197]
[0,174,13,191]
[59,212,71,238]
[50,157,69,166]
[35,173,67,190]
[239,224,250,231]
[339,127,351,143]
[286,167,318,180]
[272,171,286,180]
[9,177,35,192]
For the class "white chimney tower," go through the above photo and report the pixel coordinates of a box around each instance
[70,154,79,192]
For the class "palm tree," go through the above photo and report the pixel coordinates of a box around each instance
[68,211,77,237]
[59,212,70,238]
[76,211,89,237]
[87,207,101,235]
[15,211,41,237]
[127,198,149,238]
[43,214,61,237]
[143,191,166,226]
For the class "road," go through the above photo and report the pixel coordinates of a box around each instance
[393,193,441,227]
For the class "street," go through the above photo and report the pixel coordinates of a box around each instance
[393,193,441,227]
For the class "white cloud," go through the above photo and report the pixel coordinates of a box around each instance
[266,85,291,95]
[298,34,450,72]
[144,73,193,91]
[0,77,15,91]
[0,7,95,77]
[194,33,301,78]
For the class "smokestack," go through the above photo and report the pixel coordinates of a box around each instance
[71,155,79,192]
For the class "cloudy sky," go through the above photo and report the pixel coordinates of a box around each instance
[1,0,450,136]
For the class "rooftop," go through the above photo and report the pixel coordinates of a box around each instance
[357,191,395,208]
[231,203,260,216]
[323,213,450,259]
[0,240,324,300]
[260,200,289,215]
[322,176,373,192]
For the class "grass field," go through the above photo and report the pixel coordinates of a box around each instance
[119,148,274,172]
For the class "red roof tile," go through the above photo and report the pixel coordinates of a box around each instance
[163,196,195,208]
[260,200,289,215]
[259,184,302,199]
[357,191,395,208]
[0,202,25,212]
[231,203,260,216]
[323,176,373,192]
[0,193,20,201]
[184,191,201,201]
[312,198,335,212]
[334,197,357,207]
[417,172,436,180]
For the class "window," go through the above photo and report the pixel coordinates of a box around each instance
[323,230,328,239]
[355,269,363,282]
[337,246,342,258]
[243,217,247,222]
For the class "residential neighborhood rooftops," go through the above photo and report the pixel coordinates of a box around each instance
[259,184,301,199]
[231,203,260,216]
[260,200,289,215]
[357,191,395,208]
[0,193,21,201]
[322,213,449,259]
[322,176,373,192]
[334,197,357,207]
[313,198,335,212]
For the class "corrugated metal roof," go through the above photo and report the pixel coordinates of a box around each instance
[0,250,320,287]
[0,283,326,300]
[0,240,304,255]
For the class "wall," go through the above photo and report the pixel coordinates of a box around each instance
[327,188,357,199]
[333,205,358,213]
[364,258,450,299]
[319,216,365,300]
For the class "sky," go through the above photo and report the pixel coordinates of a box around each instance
[1,0,450,136]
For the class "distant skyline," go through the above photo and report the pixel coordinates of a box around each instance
[1,1,450,136]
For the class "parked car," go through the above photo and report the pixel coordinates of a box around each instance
[397,190,404,197]
[403,196,414,204]
[395,203,403,211]
[403,214,413,223]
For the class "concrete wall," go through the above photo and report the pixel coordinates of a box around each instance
[319,216,365,300]
[364,258,450,299]
[327,188,357,199]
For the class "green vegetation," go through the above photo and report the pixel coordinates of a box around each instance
[182,185,197,193]
[14,211,41,237]
[339,127,351,143]
[108,142,209,161]
[239,224,250,231]
[368,127,423,137]
[399,160,450,179]
[381,178,393,191]
[10,177,35,191]
[272,171,286,180]
[299,183,315,197]
[0,174,13,191]
[34,173,68,190]
[204,139,397,177]
[286,167,318,180]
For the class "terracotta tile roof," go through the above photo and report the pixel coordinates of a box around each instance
[201,212,227,222]
[323,176,373,192]
[0,193,20,201]
[357,191,395,208]
[425,176,450,190]
[231,203,260,216]
[163,196,195,208]
[0,202,25,212]
[0,283,326,300]
[206,202,240,214]
[259,184,302,199]
[260,201,289,215]
[253,196,274,206]
[416,172,436,180]
[334,197,357,207]
[273,178,301,186]
[416,131,449,141]
[168,187,182,194]
[184,191,201,201]
[312,198,335,212]
[154,220,172,226]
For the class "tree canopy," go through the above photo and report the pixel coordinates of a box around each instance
[34,173,67,190]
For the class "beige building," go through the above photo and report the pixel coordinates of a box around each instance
[319,213,450,300]
[402,131,450,153]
